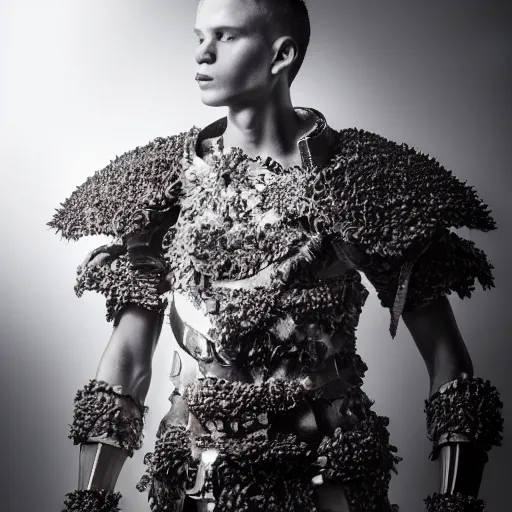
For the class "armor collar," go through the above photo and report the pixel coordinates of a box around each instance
[193,106,338,171]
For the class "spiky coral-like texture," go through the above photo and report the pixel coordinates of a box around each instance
[196,270,367,373]
[317,412,400,481]
[185,377,307,429]
[313,128,496,258]
[403,229,495,311]
[136,425,192,512]
[167,137,319,285]
[49,125,497,341]
[47,126,496,255]
[424,376,503,459]
[185,378,404,511]
[61,489,122,512]
[75,251,168,324]
[196,430,312,471]
[316,410,401,512]
[47,133,186,240]
[424,492,486,512]
[48,126,496,277]
[196,430,317,512]
[51,122,499,511]
[159,366,402,511]
[69,379,148,457]
[358,229,495,314]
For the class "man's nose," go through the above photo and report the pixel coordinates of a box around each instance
[195,40,215,65]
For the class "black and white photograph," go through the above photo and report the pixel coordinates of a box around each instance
[1,1,511,511]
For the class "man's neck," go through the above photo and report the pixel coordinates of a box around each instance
[221,97,314,168]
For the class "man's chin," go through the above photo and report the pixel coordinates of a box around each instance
[199,90,229,108]
[200,97,227,108]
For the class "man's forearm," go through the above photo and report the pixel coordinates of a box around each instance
[430,374,487,497]
[62,305,162,511]
[96,304,163,403]
[80,306,162,488]
[403,298,503,508]
[424,373,503,511]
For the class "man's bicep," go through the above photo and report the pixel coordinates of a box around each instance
[111,304,165,356]
[402,295,474,394]
[96,304,165,403]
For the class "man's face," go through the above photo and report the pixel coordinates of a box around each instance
[194,0,276,107]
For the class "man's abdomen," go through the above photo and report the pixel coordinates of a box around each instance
[151,268,398,511]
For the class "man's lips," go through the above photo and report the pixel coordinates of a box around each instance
[195,73,213,81]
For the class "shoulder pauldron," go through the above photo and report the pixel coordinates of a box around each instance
[311,128,496,336]
[47,131,190,241]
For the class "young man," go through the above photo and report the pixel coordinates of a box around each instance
[49,0,503,511]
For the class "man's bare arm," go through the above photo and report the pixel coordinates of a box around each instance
[96,304,164,405]
[402,294,474,397]
[401,295,498,501]
[75,304,164,494]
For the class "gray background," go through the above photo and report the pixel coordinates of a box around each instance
[1,1,511,511]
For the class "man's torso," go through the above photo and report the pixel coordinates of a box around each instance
[164,108,372,444]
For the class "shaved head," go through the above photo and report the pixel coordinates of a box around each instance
[248,0,310,85]
[198,0,310,85]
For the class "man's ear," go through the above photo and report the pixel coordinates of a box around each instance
[271,36,297,77]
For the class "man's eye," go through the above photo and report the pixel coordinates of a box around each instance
[216,33,235,41]
[196,33,235,45]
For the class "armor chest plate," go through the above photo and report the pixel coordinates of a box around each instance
[166,152,318,289]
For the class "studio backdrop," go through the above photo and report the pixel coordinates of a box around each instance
[1,1,511,511]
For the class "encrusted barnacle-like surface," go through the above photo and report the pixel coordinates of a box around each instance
[316,410,401,482]
[61,489,122,512]
[196,430,318,511]
[167,134,322,286]
[402,229,495,311]
[49,122,497,334]
[356,228,495,314]
[315,409,401,512]
[195,429,313,470]
[75,251,169,324]
[184,382,401,512]
[47,132,187,240]
[190,270,368,374]
[51,115,500,511]
[424,375,504,459]
[313,128,496,258]
[185,377,307,430]
[69,379,148,457]
[424,492,486,512]
[136,424,192,512]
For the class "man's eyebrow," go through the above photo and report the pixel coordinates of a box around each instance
[193,26,245,34]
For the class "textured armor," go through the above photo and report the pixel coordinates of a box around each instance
[49,107,499,511]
